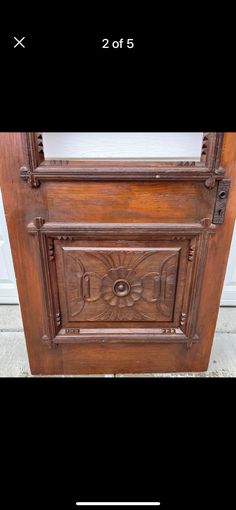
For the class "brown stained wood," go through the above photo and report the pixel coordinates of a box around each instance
[20,132,225,184]
[60,342,198,374]
[0,133,63,374]
[0,132,235,374]
[192,133,236,371]
[45,181,216,223]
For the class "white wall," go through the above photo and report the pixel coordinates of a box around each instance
[221,222,236,306]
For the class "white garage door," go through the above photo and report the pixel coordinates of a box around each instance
[220,222,236,306]
[0,190,18,303]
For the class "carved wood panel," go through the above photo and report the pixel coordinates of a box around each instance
[27,220,215,348]
[20,132,225,186]
[59,247,180,322]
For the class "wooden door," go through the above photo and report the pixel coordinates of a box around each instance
[0,132,235,374]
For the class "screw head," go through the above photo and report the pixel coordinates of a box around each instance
[219,191,227,199]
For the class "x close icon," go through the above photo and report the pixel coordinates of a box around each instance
[13,36,25,48]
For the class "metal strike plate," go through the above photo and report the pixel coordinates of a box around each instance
[213,179,231,224]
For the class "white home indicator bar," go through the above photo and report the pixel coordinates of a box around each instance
[76,504,160,507]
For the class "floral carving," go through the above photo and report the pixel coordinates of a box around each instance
[101,267,143,308]
[63,249,179,322]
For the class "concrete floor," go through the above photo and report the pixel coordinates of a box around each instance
[0,305,236,377]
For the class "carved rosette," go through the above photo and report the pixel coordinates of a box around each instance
[101,267,143,308]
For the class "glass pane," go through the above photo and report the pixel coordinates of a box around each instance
[42,132,203,161]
